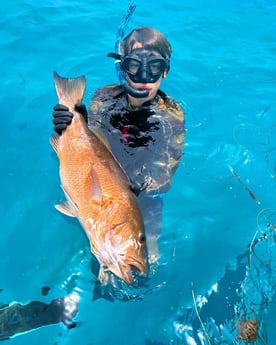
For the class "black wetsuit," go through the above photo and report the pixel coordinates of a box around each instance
[89,85,185,241]
[89,85,185,197]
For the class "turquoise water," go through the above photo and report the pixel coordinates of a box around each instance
[1,1,275,344]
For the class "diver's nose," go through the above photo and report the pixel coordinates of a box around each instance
[140,68,148,83]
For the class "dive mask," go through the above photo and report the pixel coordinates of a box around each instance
[121,49,169,84]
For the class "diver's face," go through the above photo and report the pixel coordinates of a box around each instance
[127,74,164,104]
[122,49,168,84]
[122,43,169,105]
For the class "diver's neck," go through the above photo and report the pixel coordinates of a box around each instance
[127,92,157,108]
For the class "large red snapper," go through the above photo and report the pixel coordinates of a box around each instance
[50,72,148,285]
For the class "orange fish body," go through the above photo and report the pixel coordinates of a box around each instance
[50,72,148,285]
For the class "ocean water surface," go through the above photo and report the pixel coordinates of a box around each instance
[0,1,275,344]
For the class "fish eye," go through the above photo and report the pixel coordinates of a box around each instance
[139,234,146,243]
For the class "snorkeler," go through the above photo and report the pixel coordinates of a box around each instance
[52,26,185,268]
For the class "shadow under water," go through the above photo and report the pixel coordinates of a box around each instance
[0,293,79,342]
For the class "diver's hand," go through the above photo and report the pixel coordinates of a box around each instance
[53,104,73,135]
[53,103,88,135]
[75,103,88,122]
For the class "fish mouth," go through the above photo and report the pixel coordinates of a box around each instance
[109,257,148,285]
[112,257,148,285]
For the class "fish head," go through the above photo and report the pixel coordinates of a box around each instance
[103,222,148,285]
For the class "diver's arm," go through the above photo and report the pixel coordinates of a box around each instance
[88,100,103,128]
[168,115,185,175]
[164,98,185,175]
[145,102,185,195]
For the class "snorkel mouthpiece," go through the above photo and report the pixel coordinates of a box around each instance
[111,2,150,98]
[122,83,150,98]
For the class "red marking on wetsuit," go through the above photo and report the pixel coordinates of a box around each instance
[121,126,129,141]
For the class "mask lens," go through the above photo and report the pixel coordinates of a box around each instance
[148,59,166,75]
[123,58,141,75]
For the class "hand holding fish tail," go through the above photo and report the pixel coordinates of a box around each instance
[53,103,88,135]
[53,104,73,134]
[75,103,88,122]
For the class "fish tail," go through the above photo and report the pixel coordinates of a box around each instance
[53,71,86,106]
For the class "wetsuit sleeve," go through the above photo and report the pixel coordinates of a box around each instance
[88,87,106,128]
[167,102,185,175]
[145,98,185,194]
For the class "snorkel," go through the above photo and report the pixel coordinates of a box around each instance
[108,2,149,98]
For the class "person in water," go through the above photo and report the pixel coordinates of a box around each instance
[53,26,185,269]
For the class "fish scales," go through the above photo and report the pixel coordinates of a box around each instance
[51,72,148,285]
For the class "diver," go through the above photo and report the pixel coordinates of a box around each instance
[52,26,185,264]
[52,26,185,300]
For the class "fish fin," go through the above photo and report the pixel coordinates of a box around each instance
[50,134,60,154]
[55,201,77,217]
[98,266,109,286]
[56,186,79,217]
[92,127,112,152]
[53,71,86,106]
[88,165,102,203]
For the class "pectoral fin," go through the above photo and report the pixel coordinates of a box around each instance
[55,186,78,217]
[89,165,102,203]
[99,266,110,286]
[55,201,77,217]
[54,165,102,218]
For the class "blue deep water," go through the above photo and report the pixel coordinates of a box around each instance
[1,1,275,344]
